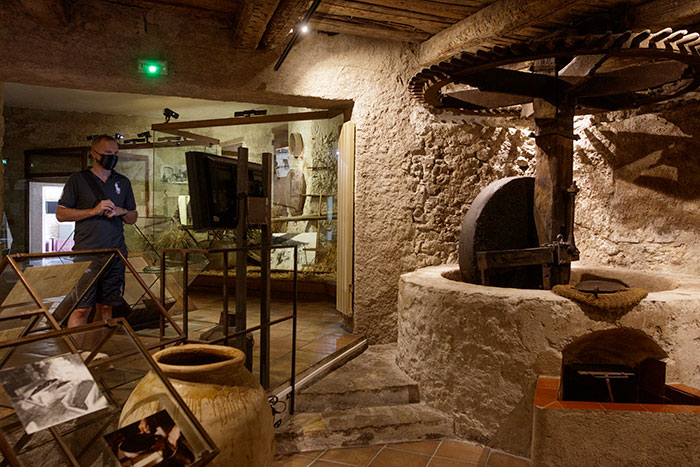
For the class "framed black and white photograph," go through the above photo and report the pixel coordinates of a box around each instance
[104,409,196,466]
[0,353,110,434]
[272,232,317,270]
[160,164,189,184]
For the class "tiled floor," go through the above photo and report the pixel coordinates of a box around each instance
[273,439,530,467]
[182,293,361,388]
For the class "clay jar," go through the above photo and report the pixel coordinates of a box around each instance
[120,344,274,466]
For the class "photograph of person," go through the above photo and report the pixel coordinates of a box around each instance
[104,409,196,466]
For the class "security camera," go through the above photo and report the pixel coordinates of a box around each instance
[163,108,179,123]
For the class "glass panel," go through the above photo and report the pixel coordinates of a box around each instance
[11,253,116,326]
[0,323,216,466]
[26,150,84,177]
[151,131,218,227]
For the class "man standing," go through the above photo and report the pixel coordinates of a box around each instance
[56,134,138,329]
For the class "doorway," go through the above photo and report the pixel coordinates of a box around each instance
[28,181,74,253]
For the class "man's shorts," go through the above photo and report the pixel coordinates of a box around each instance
[76,258,125,308]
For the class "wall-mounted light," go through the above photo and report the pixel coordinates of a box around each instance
[115,133,124,140]
[300,25,309,34]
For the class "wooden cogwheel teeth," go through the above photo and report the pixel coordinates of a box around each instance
[410,28,700,119]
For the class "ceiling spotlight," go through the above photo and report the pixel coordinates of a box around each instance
[163,108,179,123]
[137,131,152,142]
[114,133,124,140]
[301,25,309,34]
[289,28,294,33]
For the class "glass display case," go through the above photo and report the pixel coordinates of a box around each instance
[0,320,217,466]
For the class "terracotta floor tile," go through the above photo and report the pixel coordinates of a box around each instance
[311,460,357,466]
[537,377,560,390]
[542,401,563,409]
[641,404,692,413]
[320,445,383,465]
[558,400,605,410]
[386,440,441,455]
[369,448,430,467]
[434,440,489,465]
[428,457,478,466]
[273,454,316,467]
[298,450,325,459]
[600,403,647,412]
[486,451,530,467]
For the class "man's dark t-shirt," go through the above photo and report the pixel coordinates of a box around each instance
[58,170,136,255]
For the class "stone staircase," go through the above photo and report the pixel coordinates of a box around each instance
[275,344,454,454]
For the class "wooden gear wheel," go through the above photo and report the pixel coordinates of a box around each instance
[409,28,700,117]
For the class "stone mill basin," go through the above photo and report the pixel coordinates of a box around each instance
[396,264,700,457]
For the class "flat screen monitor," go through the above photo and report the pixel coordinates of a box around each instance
[185,151,262,229]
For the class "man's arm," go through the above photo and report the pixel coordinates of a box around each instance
[109,207,138,224]
[56,200,114,222]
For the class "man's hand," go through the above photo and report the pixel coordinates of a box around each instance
[106,206,127,218]
[93,199,115,216]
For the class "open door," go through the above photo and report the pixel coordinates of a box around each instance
[336,121,355,321]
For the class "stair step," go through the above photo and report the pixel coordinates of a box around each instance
[275,403,453,454]
[296,343,419,412]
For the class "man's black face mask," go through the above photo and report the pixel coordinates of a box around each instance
[96,153,118,170]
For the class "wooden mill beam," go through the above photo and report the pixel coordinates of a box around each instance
[17,0,69,26]
[233,0,282,49]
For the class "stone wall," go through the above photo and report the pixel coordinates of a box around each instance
[2,106,153,252]
[574,96,700,275]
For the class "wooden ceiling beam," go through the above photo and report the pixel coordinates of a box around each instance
[17,0,69,26]
[309,16,431,42]
[260,0,314,50]
[233,0,282,49]
[629,0,700,29]
[316,1,453,34]
[419,0,584,66]
[356,0,479,21]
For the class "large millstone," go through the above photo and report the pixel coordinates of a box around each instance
[459,176,542,288]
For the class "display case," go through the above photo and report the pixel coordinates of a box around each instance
[0,319,217,466]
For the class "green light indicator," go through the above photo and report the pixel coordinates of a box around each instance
[138,59,168,76]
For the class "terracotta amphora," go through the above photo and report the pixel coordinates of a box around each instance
[120,344,274,466]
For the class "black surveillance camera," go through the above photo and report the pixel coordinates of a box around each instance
[234,109,267,117]
[163,108,179,123]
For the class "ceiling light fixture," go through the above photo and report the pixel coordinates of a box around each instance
[274,0,322,71]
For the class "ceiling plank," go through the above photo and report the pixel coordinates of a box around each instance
[233,0,282,49]
[133,0,241,13]
[317,1,453,34]
[419,0,584,66]
[260,0,314,49]
[355,0,480,21]
[629,0,700,29]
[17,0,69,26]
[310,16,431,42]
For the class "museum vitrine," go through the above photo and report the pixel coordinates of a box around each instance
[0,320,217,466]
